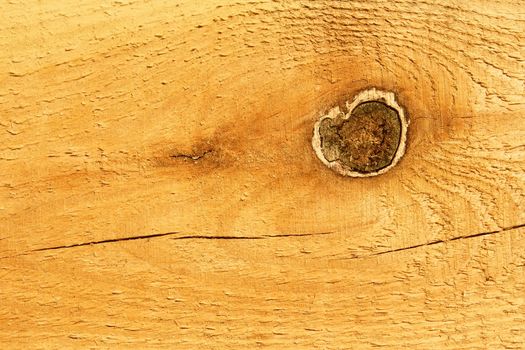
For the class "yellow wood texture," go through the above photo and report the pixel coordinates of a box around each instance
[1,0,524,348]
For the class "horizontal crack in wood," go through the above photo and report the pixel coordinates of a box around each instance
[29,231,334,253]
[14,224,525,256]
[170,149,213,161]
[365,223,525,258]
[31,232,182,252]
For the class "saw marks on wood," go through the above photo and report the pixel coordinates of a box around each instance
[1,0,524,348]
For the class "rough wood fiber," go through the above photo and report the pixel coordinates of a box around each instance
[1,0,524,349]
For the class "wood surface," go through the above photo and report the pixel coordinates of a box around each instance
[1,0,524,348]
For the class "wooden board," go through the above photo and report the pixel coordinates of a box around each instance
[1,0,524,348]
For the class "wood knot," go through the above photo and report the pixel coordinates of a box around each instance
[312,89,408,177]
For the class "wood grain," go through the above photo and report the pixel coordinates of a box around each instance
[1,0,524,348]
